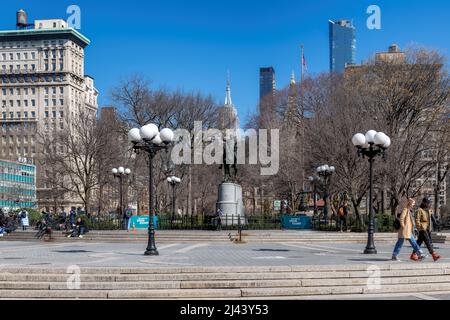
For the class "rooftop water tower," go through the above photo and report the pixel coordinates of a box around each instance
[16,9,34,29]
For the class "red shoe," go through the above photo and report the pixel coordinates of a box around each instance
[410,253,420,261]
[432,252,441,262]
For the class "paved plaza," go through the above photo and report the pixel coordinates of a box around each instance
[1,238,450,268]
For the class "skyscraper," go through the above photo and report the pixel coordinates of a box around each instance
[259,67,276,101]
[329,19,356,73]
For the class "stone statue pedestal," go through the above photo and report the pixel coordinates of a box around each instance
[217,182,246,226]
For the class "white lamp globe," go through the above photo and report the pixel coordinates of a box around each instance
[118,167,125,174]
[174,177,181,183]
[112,168,118,174]
[374,132,388,146]
[317,167,322,173]
[383,136,392,148]
[128,128,142,143]
[160,128,174,143]
[140,124,159,141]
[352,133,366,147]
[330,166,336,172]
[125,168,131,175]
[167,177,173,183]
[365,130,378,144]
[152,134,163,145]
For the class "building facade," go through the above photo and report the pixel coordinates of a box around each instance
[0,158,36,210]
[259,67,276,101]
[329,19,356,73]
[0,12,98,212]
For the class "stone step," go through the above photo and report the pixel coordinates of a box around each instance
[1,267,449,283]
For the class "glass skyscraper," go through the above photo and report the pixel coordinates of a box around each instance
[329,19,356,73]
[259,67,276,100]
[0,159,36,209]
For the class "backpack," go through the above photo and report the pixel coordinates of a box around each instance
[393,214,401,231]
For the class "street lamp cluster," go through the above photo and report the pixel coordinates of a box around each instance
[167,176,181,227]
[352,130,391,254]
[128,123,175,256]
[112,167,131,230]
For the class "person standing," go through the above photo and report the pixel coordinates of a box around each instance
[20,209,29,231]
[392,198,424,262]
[216,208,223,231]
[414,197,441,262]
[338,203,348,232]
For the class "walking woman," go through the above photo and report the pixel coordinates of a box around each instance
[414,197,441,262]
[392,198,424,262]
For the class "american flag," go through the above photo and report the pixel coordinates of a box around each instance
[302,53,308,73]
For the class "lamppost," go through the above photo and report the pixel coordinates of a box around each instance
[316,165,335,222]
[352,130,391,254]
[167,176,181,228]
[112,167,131,230]
[128,124,175,256]
[308,176,321,216]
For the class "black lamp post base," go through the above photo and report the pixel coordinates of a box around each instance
[364,248,378,255]
[144,249,159,256]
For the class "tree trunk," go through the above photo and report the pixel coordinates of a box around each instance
[188,165,192,217]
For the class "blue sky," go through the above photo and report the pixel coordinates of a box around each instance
[1,0,449,123]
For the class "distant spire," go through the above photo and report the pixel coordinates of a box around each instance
[225,72,233,105]
[290,70,296,85]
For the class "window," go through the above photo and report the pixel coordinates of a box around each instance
[1,101,5,108]
[59,111,64,118]
[31,100,35,107]
[45,87,49,95]
[16,53,20,60]
[17,88,21,95]
[31,52,35,59]
[44,99,49,107]
[52,111,56,118]
[2,112,5,119]
[52,63,56,71]
[52,99,56,106]
[31,111,35,118]
[16,112,20,119]
[1,89,5,95]
[45,64,49,71]
[59,87,64,94]
[60,99,64,106]
[9,112,13,119]
[9,53,13,60]
[60,122,64,129]
[31,64,35,71]
[31,88,35,94]
[24,53,28,60]
[9,100,13,107]
[24,100,28,107]
[16,100,20,107]
[52,87,56,94]
[45,111,49,118]
[24,111,28,118]
[9,88,13,95]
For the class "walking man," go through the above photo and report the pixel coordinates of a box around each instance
[414,197,441,262]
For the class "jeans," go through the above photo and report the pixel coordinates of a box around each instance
[393,237,422,257]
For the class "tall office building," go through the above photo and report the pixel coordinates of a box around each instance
[329,19,356,73]
[218,78,240,138]
[259,67,276,101]
[0,10,98,211]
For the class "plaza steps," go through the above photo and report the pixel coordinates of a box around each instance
[0,230,447,244]
[1,263,450,299]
